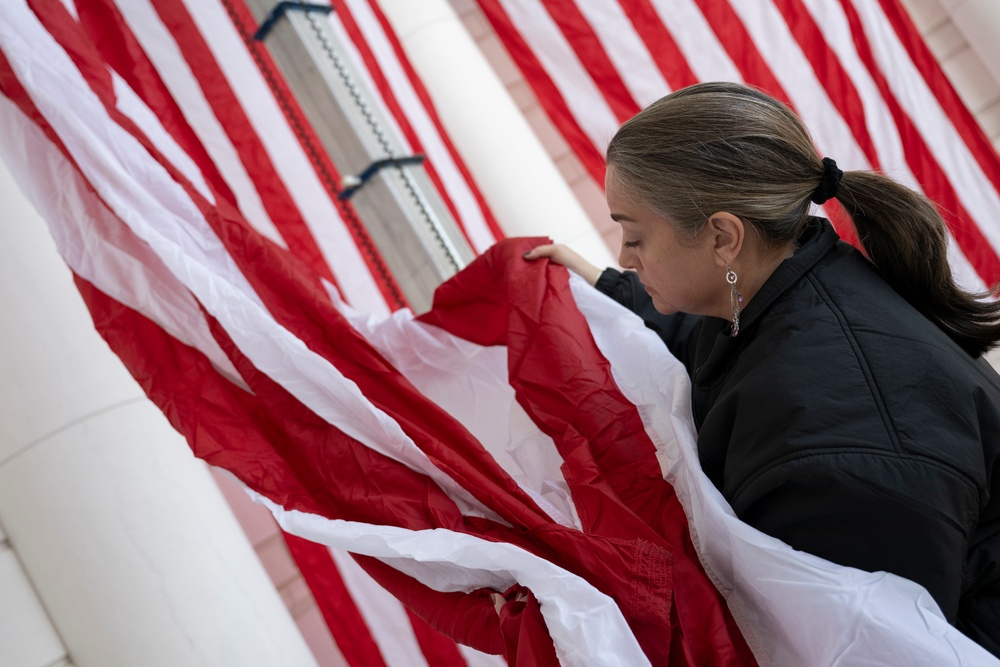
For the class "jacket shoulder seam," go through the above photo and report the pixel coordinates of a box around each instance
[805,273,903,454]
[730,447,980,508]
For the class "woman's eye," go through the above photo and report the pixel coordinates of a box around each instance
[622,240,641,249]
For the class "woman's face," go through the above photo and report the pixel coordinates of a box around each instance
[606,170,723,317]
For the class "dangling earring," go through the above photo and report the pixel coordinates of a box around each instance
[726,265,743,337]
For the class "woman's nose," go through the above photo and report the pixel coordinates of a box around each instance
[618,246,636,269]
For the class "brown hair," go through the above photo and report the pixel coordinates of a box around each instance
[605,81,1000,356]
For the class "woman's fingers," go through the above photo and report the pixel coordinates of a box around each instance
[523,243,603,285]
[522,244,561,260]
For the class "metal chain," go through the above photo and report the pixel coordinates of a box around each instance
[222,0,407,309]
[304,11,463,274]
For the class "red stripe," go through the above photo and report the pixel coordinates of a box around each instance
[283,536,389,667]
[496,588,561,667]
[538,0,640,122]
[619,0,699,91]
[354,555,506,656]
[875,0,1000,197]
[405,608,470,667]
[337,1,505,244]
[693,0,791,106]
[837,0,1000,284]
[476,0,607,184]
[772,0,881,170]
[24,0,117,109]
[419,240,688,539]
[218,0,407,310]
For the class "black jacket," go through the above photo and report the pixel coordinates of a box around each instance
[595,218,1000,656]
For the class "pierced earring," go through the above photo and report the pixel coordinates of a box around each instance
[726,265,743,337]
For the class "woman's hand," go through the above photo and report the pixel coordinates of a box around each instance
[523,244,604,286]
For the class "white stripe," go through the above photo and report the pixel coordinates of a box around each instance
[494,0,619,151]
[180,0,390,315]
[115,0,285,247]
[570,0,671,106]
[570,274,997,666]
[729,1,869,170]
[111,70,214,206]
[335,0,499,253]
[329,549,430,667]
[647,0,742,82]
[324,9,416,158]
[0,91,240,382]
[57,0,77,22]
[457,645,507,667]
[947,235,988,294]
[0,2,495,523]
[850,0,1000,258]
[257,494,652,667]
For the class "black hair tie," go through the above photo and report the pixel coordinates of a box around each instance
[810,157,843,205]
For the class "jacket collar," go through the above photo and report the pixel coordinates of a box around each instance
[736,217,841,334]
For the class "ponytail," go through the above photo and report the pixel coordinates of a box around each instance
[837,171,1000,357]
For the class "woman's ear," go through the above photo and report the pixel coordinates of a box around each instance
[707,212,745,267]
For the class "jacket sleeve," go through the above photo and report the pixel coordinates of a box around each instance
[958,527,1000,656]
[728,450,979,625]
[593,268,703,373]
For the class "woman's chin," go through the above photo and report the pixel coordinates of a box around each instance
[648,295,677,315]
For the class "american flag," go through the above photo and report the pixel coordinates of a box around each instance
[1,0,998,665]
[478,0,1000,291]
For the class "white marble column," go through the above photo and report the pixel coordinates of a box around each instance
[0,159,318,667]
[376,0,616,268]
[0,518,71,667]
[946,0,1000,91]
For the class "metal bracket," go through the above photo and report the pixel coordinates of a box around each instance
[254,2,333,41]
[338,155,427,200]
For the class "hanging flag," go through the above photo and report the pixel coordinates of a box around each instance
[2,0,1000,665]
[475,0,1000,293]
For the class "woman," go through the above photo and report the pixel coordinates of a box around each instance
[526,82,1000,656]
